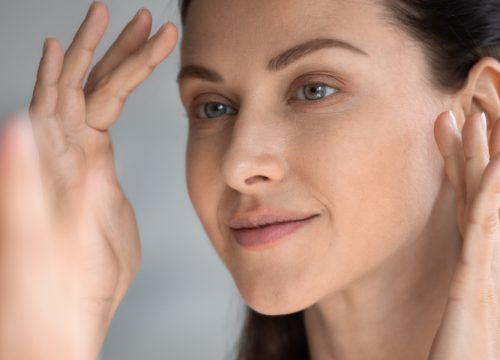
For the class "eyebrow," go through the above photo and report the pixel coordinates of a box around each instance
[176,37,369,85]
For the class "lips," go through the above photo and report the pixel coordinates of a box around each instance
[231,216,318,250]
[228,210,319,230]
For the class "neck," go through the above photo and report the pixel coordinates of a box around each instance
[304,184,462,360]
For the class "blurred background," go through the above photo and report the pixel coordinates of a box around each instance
[0,0,244,358]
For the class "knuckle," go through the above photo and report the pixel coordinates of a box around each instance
[466,192,499,234]
[58,77,82,92]
[465,154,475,163]
[94,75,129,104]
[141,50,157,71]
[73,38,95,58]
[466,203,481,225]
[481,212,499,235]
[479,284,496,306]
[449,266,493,305]
[115,88,132,104]
[470,281,496,312]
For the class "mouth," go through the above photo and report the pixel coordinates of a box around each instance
[231,214,319,250]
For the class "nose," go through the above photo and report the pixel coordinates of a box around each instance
[221,115,288,193]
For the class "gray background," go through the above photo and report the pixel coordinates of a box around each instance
[0,0,244,358]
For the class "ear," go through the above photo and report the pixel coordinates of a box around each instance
[457,56,500,134]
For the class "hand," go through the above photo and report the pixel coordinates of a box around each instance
[430,110,500,359]
[0,2,178,358]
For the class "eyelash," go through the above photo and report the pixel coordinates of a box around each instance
[190,81,340,120]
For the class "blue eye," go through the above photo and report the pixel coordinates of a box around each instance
[295,83,337,101]
[195,102,237,119]
[192,82,338,120]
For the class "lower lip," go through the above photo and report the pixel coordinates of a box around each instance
[232,216,318,250]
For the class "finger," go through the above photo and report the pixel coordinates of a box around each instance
[463,112,490,207]
[0,115,45,243]
[29,38,64,121]
[85,22,178,131]
[434,110,467,235]
[0,116,53,313]
[28,39,68,158]
[57,1,109,93]
[435,111,466,197]
[488,115,500,159]
[84,8,153,96]
[460,153,500,280]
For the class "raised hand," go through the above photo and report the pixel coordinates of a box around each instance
[430,110,500,359]
[0,2,178,358]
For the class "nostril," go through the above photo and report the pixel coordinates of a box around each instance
[245,175,270,185]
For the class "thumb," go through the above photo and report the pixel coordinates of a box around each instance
[0,111,47,247]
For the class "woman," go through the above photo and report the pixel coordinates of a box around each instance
[0,0,499,358]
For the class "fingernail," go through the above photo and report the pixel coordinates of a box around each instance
[153,23,168,38]
[88,1,101,17]
[134,8,145,20]
[158,23,168,34]
[448,110,458,130]
[481,112,488,134]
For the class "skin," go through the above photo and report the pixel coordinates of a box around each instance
[179,0,500,359]
[0,0,499,359]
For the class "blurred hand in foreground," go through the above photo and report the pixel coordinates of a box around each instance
[0,2,178,358]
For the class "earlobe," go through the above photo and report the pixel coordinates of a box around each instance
[462,56,500,130]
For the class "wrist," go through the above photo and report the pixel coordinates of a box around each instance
[0,302,113,360]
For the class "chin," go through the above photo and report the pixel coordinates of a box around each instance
[235,277,320,316]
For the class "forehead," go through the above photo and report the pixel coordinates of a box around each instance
[180,0,403,63]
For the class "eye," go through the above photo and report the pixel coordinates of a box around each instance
[194,102,238,119]
[295,82,338,101]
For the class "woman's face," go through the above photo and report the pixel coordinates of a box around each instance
[178,0,452,314]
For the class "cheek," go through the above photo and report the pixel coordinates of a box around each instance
[185,137,230,261]
[292,103,443,292]
[186,140,218,229]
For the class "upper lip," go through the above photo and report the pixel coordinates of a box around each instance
[228,210,319,230]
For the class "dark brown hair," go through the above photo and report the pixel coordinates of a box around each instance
[178,0,500,358]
